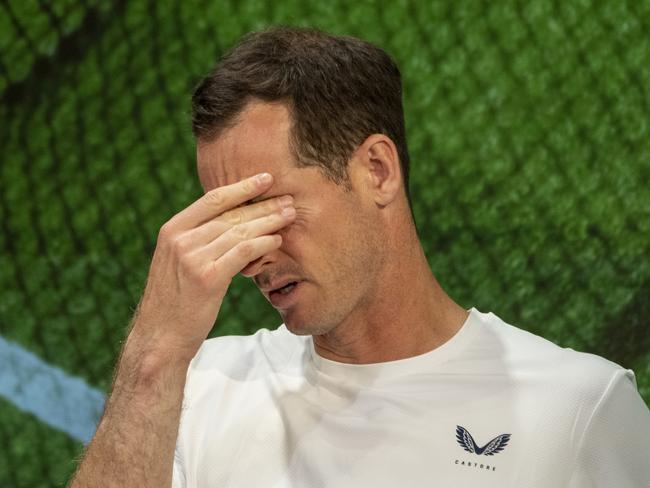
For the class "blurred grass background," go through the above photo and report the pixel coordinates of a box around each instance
[1,0,649,486]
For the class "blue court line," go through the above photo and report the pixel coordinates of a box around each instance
[0,335,105,444]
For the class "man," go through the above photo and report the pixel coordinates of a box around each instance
[70,26,649,487]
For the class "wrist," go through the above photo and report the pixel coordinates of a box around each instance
[117,329,196,392]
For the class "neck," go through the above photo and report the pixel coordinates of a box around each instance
[312,224,469,364]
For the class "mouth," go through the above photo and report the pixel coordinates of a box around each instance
[268,281,302,308]
[271,282,298,295]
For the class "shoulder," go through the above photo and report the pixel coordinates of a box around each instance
[190,323,307,372]
[181,323,308,401]
[470,308,633,401]
[472,308,647,466]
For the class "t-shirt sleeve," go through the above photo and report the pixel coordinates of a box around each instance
[568,368,650,487]
[171,442,186,488]
[171,377,191,488]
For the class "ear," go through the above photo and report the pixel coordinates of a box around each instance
[350,133,402,208]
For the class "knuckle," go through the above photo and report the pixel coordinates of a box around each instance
[158,221,176,242]
[224,209,244,226]
[196,268,216,291]
[178,252,195,272]
[205,188,225,207]
[236,240,254,257]
[170,235,192,255]
[230,223,249,240]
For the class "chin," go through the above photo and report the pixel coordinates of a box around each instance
[281,315,312,336]
[281,310,333,336]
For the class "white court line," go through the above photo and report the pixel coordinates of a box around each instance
[0,335,105,444]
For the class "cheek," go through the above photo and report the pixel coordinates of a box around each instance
[282,204,343,261]
[277,206,314,258]
[282,199,362,259]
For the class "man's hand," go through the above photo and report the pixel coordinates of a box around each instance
[68,172,295,488]
[132,171,295,361]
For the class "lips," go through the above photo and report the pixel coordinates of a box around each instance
[267,280,303,308]
[261,277,302,295]
[257,275,305,309]
[272,282,297,295]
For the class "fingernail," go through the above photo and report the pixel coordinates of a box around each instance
[282,207,296,218]
[279,195,293,207]
[256,173,272,185]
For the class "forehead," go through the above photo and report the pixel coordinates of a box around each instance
[196,100,294,193]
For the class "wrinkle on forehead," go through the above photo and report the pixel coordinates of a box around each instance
[196,101,294,193]
[197,139,294,193]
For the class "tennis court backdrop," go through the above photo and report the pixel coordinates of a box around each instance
[1,1,648,486]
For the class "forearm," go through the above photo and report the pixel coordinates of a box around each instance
[69,329,192,488]
[67,172,290,486]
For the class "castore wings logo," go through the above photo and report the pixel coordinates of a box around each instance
[455,425,511,456]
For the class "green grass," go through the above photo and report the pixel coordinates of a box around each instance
[0,0,648,485]
[0,398,82,487]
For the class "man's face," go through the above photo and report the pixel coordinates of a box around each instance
[196,100,384,336]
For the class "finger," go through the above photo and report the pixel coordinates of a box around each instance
[164,194,293,263]
[191,206,296,263]
[207,234,283,283]
[221,194,293,227]
[189,194,294,248]
[239,256,265,277]
[167,172,274,231]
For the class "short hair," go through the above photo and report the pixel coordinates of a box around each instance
[191,25,413,213]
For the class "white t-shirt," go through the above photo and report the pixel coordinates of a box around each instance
[171,307,650,487]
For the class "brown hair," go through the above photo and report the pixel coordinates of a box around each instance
[191,25,413,214]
